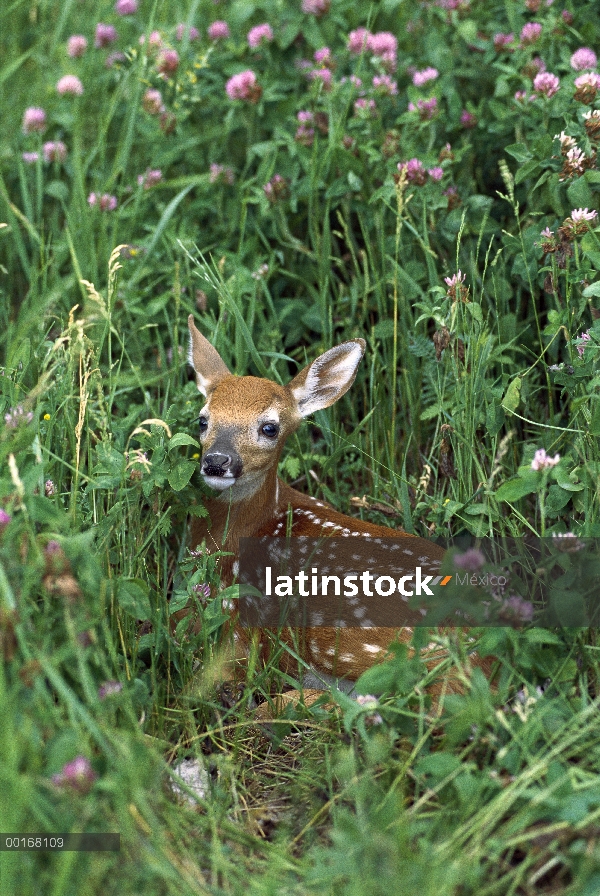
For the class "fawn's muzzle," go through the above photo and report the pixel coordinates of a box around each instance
[201,449,243,486]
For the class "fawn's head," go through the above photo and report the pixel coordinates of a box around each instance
[188,316,365,502]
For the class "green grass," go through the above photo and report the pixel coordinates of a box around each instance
[2,0,600,893]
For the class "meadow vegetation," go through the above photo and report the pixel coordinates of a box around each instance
[2,0,600,892]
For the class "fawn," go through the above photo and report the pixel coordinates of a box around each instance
[186,315,483,701]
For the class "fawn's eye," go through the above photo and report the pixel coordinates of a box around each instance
[198,415,208,433]
[261,422,279,439]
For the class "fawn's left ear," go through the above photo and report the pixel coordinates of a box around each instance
[188,315,232,397]
[288,339,366,418]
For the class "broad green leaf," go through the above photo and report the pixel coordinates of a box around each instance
[501,376,522,412]
[553,467,584,492]
[505,143,532,164]
[567,176,594,209]
[495,471,539,502]
[515,160,540,185]
[465,301,483,323]
[522,628,562,646]
[168,460,196,491]
[169,433,201,450]
[457,19,477,42]
[117,579,152,620]
[546,484,572,513]
[45,181,69,202]
[486,401,505,436]
[583,281,600,298]
[415,753,462,779]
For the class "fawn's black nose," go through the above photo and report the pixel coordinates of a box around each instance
[202,453,232,476]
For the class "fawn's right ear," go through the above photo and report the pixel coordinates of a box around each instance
[188,315,231,396]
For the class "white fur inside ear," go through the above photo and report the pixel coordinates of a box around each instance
[188,336,209,395]
[292,342,364,417]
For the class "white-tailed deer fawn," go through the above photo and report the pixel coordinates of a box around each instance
[186,315,485,698]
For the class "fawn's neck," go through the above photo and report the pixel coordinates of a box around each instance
[191,467,283,555]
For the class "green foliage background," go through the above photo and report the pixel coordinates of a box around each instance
[1,1,600,893]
